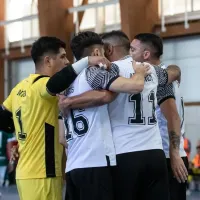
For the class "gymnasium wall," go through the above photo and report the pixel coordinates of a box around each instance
[162,35,200,159]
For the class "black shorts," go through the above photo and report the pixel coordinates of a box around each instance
[113,149,169,200]
[65,166,114,200]
[166,156,189,200]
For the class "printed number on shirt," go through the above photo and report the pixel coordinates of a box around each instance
[128,91,157,125]
[16,108,27,141]
[64,109,89,141]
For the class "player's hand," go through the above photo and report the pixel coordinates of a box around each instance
[10,145,19,164]
[8,162,15,173]
[88,56,111,69]
[132,61,151,77]
[170,153,188,183]
[58,94,70,117]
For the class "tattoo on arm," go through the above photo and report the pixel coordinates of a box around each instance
[169,131,180,149]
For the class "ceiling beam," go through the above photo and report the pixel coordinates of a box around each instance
[78,0,89,25]
[38,0,74,61]
[120,0,159,40]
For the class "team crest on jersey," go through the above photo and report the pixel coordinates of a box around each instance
[64,87,74,96]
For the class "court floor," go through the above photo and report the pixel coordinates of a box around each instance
[0,185,200,200]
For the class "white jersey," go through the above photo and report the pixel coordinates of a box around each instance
[85,57,171,155]
[156,64,186,158]
[65,66,119,172]
[108,56,169,154]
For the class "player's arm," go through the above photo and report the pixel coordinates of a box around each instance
[46,56,111,96]
[0,106,15,133]
[58,62,149,111]
[157,85,188,183]
[1,91,15,133]
[62,146,67,180]
[57,61,149,113]
[108,61,149,94]
[86,62,148,94]
[58,91,117,113]
[166,65,181,84]
[58,116,67,148]
[154,65,181,86]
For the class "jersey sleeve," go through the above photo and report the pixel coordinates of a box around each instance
[85,63,120,90]
[37,77,57,99]
[157,83,175,105]
[3,92,13,112]
[154,66,168,87]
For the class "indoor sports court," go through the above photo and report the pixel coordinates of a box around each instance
[0,0,200,200]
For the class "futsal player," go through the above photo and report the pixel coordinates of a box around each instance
[130,33,188,200]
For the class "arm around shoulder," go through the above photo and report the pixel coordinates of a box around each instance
[59,90,117,111]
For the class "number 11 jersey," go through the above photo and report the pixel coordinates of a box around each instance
[108,56,174,155]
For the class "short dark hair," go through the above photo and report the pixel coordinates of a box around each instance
[101,30,130,51]
[134,33,163,59]
[70,31,103,60]
[31,36,66,65]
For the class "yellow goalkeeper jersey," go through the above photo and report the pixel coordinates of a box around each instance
[3,74,63,179]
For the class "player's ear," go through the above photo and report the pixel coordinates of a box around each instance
[107,44,113,56]
[143,50,150,60]
[103,43,113,57]
[92,48,101,56]
[44,56,51,67]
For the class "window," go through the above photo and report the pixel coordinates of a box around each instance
[6,0,39,42]
[193,0,200,11]
[73,0,121,31]
[160,0,200,16]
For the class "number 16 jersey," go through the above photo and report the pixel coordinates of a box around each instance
[65,65,119,173]
[108,56,175,155]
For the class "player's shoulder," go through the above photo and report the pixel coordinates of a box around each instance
[85,65,101,79]
[31,75,50,84]
[158,63,167,69]
[85,65,99,73]
[112,56,133,76]
[113,55,133,66]
[10,77,31,94]
[143,62,157,75]
[28,75,50,93]
[86,64,117,76]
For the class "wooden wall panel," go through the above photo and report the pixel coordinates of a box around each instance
[38,0,74,61]
[185,102,200,106]
[0,46,32,60]
[155,21,200,38]
[120,0,159,40]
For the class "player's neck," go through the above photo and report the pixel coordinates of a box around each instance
[111,52,129,62]
[148,59,161,66]
[35,69,51,76]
